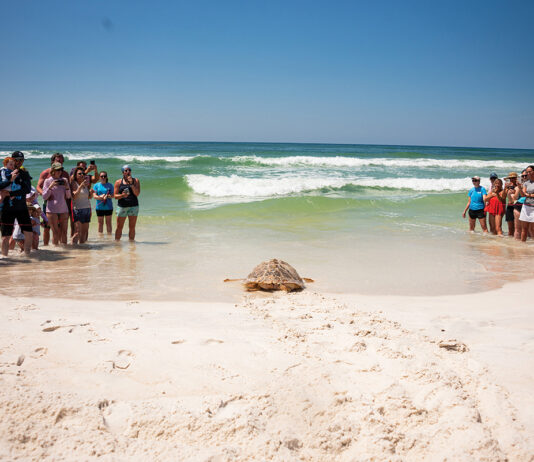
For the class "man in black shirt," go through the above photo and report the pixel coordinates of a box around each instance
[1,151,33,256]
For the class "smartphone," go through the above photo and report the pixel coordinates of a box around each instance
[90,160,95,165]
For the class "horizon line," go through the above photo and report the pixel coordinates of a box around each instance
[0,140,532,151]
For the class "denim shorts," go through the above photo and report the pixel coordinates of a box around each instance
[116,206,139,217]
[73,208,92,223]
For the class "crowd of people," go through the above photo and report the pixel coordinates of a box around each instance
[463,166,534,241]
[0,151,141,257]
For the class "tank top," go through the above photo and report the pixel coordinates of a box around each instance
[118,178,139,208]
[72,181,91,210]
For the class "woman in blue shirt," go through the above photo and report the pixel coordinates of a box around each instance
[462,176,488,233]
[92,171,114,235]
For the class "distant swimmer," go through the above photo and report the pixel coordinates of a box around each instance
[462,176,488,233]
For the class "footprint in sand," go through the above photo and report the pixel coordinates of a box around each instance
[31,347,48,358]
[42,325,62,332]
[171,339,186,345]
[15,304,38,311]
[204,339,224,345]
[113,350,134,370]
[438,340,469,352]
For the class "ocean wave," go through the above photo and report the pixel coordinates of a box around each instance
[19,151,198,162]
[185,174,349,197]
[17,152,528,171]
[185,174,484,197]
[230,155,527,170]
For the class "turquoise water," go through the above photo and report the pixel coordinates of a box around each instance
[1,142,532,300]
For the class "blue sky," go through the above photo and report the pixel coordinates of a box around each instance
[1,0,533,148]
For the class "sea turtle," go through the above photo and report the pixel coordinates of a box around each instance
[225,258,312,292]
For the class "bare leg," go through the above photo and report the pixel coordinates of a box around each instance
[115,216,126,241]
[43,227,50,246]
[495,215,503,235]
[47,213,60,245]
[520,220,528,242]
[514,209,522,240]
[71,221,80,245]
[97,216,104,234]
[58,213,69,245]
[105,215,112,234]
[468,216,476,231]
[479,216,488,233]
[80,222,90,244]
[128,215,137,241]
[1,236,9,256]
[507,218,514,237]
[488,214,496,235]
[23,231,32,255]
[32,233,39,250]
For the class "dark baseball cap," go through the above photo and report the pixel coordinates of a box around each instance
[489,172,498,179]
[12,151,24,159]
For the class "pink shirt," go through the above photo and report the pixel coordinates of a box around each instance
[42,177,71,214]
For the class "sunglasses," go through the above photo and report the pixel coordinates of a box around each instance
[123,169,131,172]
[100,175,107,178]
[472,179,480,182]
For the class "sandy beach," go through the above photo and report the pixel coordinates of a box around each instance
[1,279,532,461]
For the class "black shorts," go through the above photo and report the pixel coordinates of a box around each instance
[1,207,32,237]
[514,203,523,212]
[468,209,486,220]
[505,205,515,222]
[96,209,113,217]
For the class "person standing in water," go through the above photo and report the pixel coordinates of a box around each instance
[485,178,507,236]
[114,165,140,241]
[1,151,33,256]
[463,176,488,233]
[519,165,534,242]
[93,171,114,235]
[36,153,69,246]
[486,172,499,233]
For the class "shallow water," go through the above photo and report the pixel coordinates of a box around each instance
[1,141,532,301]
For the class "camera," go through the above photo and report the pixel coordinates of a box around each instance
[90,160,95,165]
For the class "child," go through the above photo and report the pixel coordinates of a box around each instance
[29,205,42,250]
[26,188,48,231]
[9,205,42,251]
[0,157,19,210]
[9,219,25,252]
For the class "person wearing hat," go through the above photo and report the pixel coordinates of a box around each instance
[463,176,488,233]
[504,172,520,237]
[114,164,140,241]
[1,151,33,256]
[37,153,70,246]
[42,162,71,246]
[519,165,534,242]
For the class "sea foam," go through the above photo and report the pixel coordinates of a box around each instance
[185,174,484,197]
[230,155,527,170]
[19,152,527,171]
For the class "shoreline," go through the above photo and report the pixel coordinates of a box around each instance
[1,280,532,460]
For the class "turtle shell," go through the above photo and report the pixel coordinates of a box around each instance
[244,259,305,292]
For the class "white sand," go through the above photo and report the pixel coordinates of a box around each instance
[0,281,533,461]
